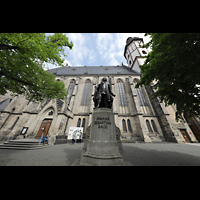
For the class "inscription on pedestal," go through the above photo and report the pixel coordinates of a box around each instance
[94,117,111,129]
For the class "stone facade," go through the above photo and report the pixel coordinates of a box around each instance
[0,37,199,144]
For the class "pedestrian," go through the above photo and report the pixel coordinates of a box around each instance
[42,134,49,145]
[79,131,83,144]
[41,135,45,144]
[72,132,76,145]
[44,134,49,145]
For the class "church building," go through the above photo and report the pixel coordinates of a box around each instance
[0,37,200,144]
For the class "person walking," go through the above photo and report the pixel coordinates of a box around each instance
[44,134,49,145]
[79,131,83,144]
[72,132,76,145]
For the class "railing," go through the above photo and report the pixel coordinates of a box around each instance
[38,132,44,147]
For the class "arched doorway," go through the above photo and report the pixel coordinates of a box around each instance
[35,119,52,139]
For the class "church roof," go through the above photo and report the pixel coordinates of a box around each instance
[47,65,140,76]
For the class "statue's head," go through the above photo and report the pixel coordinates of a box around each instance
[102,77,107,82]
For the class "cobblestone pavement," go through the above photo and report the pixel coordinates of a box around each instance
[1,143,200,166]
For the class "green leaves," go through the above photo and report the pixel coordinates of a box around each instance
[0,33,73,102]
[137,33,200,120]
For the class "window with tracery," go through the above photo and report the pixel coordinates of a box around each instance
[133,78,151,114]
[67,79,76,105]
[117,79,127,107]
[81,79,92,106]
[133,79,148,106]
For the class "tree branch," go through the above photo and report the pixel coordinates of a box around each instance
[0,44,20,50]
[16,35,33,46]
[0,71,35,87]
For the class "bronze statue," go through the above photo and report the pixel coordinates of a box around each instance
[93,77,116,109]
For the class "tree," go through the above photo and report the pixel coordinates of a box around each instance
[0,33,73,102]
[136,33,200,120]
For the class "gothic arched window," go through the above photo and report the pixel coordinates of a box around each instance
[81,79,92,106]
[117,79,127,107]
[151,120,158,133]
[127,119,133,133]
[122,119,127,132]
[146,120,153,133]
[67,79,76,105]
[82,118,86,130]
[133,79,148,106]
[77,118,81,127]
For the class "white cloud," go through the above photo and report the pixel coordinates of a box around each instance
[95,33,151,66]
[96,33,120,65]
[63,58,72,67]
[88,48,97,63]
[96,33,114,55]
[96,33,130,65]
[64,33,98,66]
[64,33,87,66]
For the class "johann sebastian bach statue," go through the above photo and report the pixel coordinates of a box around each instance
[93,77,116,109]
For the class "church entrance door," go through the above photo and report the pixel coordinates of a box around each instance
[180,129,191,143]
[35,119,52,139]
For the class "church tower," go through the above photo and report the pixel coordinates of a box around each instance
[124,37,148,73]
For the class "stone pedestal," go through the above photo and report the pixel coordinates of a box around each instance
[80,108,125,166]
[55,135,68,145]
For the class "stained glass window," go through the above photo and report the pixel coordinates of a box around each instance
[133,79,148,106]
[81,79,91,106]
[117,79,127,107]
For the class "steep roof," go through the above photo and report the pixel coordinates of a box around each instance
[124,37,144,58]
[47,65,140,76]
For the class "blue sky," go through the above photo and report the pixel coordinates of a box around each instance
[44,33,151,70]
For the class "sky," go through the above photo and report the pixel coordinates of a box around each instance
[44,33,151,70]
